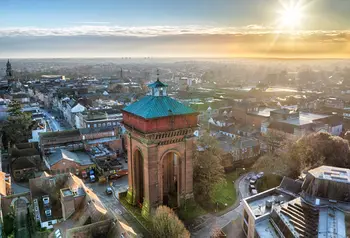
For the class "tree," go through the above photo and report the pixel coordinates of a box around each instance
[152,206,190,238]
[1,101,33,145]
[193,150,225,199]
[255,132,350,177]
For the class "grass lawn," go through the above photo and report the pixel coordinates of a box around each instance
[212,170,239,209]
[256,174,283,192]
[195,170,240,213]
[176,198,206,221]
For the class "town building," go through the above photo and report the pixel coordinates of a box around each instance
[39,130,83,155]
[262,108,343,137]
[75,109,122,129]
[29,173,109,233]
[242,165,350,238]
[9,142,41,181]
[43,149,95,176]
[123,76,198,217]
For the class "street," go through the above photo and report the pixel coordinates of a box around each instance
[40,109,71,131]
[85,175,150,237]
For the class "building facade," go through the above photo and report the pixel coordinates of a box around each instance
[122,77,198,217]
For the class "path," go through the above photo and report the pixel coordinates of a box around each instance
[191,173,252,238]
[15,198,30,238]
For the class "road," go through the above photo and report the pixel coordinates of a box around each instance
[40,109,70,132]
[192,173,252,238]
[86,175,149,237]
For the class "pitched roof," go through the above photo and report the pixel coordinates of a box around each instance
[123,95,197,119]
[47,149,94,167]
[148,79,168,88]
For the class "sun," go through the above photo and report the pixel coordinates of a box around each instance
[277,1,304,31]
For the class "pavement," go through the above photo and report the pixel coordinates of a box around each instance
[191,173,252,238]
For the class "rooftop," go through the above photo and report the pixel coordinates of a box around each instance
[40,129,80,139]
[123,95,197,119]
[46,149,94,167]
[148,79,168,88]
[308,165,350,184]
[246,189,294,218]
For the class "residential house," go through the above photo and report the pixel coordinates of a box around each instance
[62,99,86,127]
[29,173,113,236]
[216,134,260,170]
[9,142,41,181]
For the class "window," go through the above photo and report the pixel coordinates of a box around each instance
[71,168,75,173]
[94,124,97,128]
[107,122,111,126]
[87,124,90,128]
[61,169,65,174]
[66,168,70,173]
[48,221,52,226]
[244,209,249,224]
[112,122,116,126]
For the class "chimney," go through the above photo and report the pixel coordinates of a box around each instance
[60,188,75,220]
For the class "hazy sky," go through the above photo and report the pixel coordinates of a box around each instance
[0,0,349,58]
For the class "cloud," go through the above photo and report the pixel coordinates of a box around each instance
[0,25,349,58]
[0,24,275,37]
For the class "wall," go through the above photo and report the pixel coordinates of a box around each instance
[41,219,57,229]
[126,131,194,209]
[50,159,93,176]
[123,112,198,133]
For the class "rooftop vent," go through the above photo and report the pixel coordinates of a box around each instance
[266,200,273,208]
[43,196,50,205]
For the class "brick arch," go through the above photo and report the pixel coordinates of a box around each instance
[132,147,145,206]
[159,149,183,207]
[11,196,30,207]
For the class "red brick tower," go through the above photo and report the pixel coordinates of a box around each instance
[122,73,198,217]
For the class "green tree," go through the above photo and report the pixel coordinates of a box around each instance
[193,150,225,199]
[2,101,33,145]
[152,206,190,238]
[194,132,225,200]
[255,132,350,177]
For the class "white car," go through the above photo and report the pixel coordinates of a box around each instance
[257,172,264,178]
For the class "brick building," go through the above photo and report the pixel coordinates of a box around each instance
[122,76,198,217]
[44,149,95,176]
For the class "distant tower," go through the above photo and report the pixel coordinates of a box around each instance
[6,60,13,77]
[120,68,123,79]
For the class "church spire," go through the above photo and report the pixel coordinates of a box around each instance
[6,59,12,77]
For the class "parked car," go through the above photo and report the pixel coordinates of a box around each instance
[250,176,258,184]
[106,187,113,195]
[257,172,264,179]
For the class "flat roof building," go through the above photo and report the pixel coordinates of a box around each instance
[242,166,350,238]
